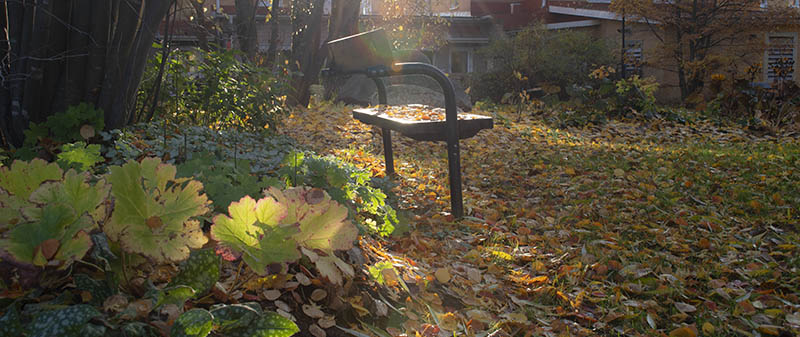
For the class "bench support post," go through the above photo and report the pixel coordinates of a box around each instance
[372,78,394,175]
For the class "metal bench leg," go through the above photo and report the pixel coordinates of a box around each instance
[372,77,394,175]
[382,128,394,175]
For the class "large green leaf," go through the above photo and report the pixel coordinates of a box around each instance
[211,305,299,337]
[268,187,357,253]
[210,196,299,275]
[0,305,23,337]
[0,159,62,201]
[170,248,221,298]
[57,142,104,172]
[2,203,93,268]
[27,304,102,337]
[210,304,260,333]
[0,167,108,269]
[0,159,62,226]
[106,158,209,263]
[229,311,299,337]
[170,308,213,337]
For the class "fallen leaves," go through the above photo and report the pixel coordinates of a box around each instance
[281,103,800,336]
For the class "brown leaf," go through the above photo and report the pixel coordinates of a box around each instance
[310,289,327,302]
[296,272,311,286]
[263,289,281,301]
[675,302,697,313]
[80,124,95,140]
[303,303,325,318]
[757,325,781,336]
[146,216,164,230]
[434,268,451,283]
[103,294,129,313]
[37,239,60,260]
[306,188,325,205]
[318,315,336,329]
[309,323,326,337]
[668,325,697,337]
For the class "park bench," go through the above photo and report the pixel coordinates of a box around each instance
[323,29,493,218]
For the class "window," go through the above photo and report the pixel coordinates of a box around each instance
[510,2,521,14]
[765,33,796,83]
[450,50,471,73]
[361,0,372,15]
[624,40,644,77]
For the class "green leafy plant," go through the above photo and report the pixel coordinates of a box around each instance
[177,152,281,212]
[26,304,104,337]
[211,187,358,281]
[279,151,398,236]
[0,159,109,269]
[101,123,295,173]
[57,142,104,172]
[23,103,104,147]
[169,248,221,298]
[170,308,214,337]
[170,303,299,337]
[105,157,210,263]
[136,48,287,131]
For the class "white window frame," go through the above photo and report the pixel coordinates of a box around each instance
[764,32,797,83]
[510,2,521,14]
[624,40,644,77]
[361,0,372,15]
[449,49,472,73]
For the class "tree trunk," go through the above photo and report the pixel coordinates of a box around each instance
[322,0,361,101]
[0,0,171,147]
[234,0,258,61]
[264,0,280,69]
[287,0,325,107]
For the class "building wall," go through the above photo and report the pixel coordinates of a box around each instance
[587,20,800,103]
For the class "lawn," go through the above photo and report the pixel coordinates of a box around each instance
[281,102,800,336]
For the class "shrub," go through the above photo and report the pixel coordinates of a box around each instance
[470,25,615,102]
[137,48,287,131]
[706,77,800,130]
[549,67,661,127]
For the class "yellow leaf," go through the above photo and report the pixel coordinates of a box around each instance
[613,168,625,178]
[701,322,715,335]
[565,167,576,175]
[757,325,781,336]
[668,325,697,337]
[434,268,451,283]
[438,312,459,331]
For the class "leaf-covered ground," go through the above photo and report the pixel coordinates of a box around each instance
[281,103,800,336]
